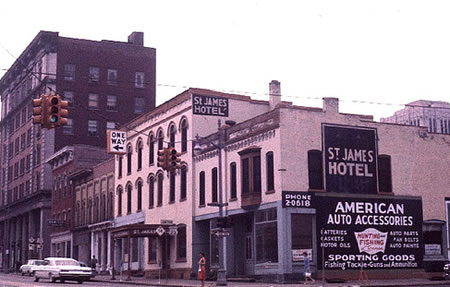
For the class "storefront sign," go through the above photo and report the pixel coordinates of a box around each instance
[316,194,423,269]
[192,94,229,117]
[292,249,312,262]
[322,124,378,194]
[282,191,314,208]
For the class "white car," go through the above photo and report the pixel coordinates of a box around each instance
[19,259,44,276]
[33,257,92,284]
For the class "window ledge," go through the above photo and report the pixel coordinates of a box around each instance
[169,201,175,204]
[175,258,187,263]
[265,190,275,194]
[199,204,206,208]
[230,197,237,202]
[180,198,187,202]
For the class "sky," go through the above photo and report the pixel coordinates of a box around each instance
[1,0,450,120]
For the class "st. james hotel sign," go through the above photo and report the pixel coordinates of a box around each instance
[192,94,229,117]
[322,124,378,194]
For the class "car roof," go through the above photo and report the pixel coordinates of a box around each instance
[44,257,77,261]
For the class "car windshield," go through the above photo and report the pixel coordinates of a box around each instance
[34,261,44,265]
[54,260,79,266]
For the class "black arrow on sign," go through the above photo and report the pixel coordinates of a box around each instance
[113,145,124,151]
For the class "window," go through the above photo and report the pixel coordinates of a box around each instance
[15,114,20,130]
[106,122,116,130]
[27,128,32,146]
[135,72,145,88]
[169,171,176,203]
[127,184,132,214]
[230,162,237,199]
[157,130,164,150]
[134,97,145,114]
[118,156,123,179]
[378,155,392,193]
[88,93,99,109]
[137,140,143,171]
[63,91,74,107]
[212,167,218,203]
[137,180,142,211]
[308,150,323,190]
[176,225,187,260]
[20,133,26,151]
[148,176,155,208]
[423,220,445,256]
[148,237,157,263]
[157,173,163,206]
[63,119,73,135]
[180,166,187,201]
[88,120,98,136]
[149,134,155,165]
[255,208,278,263]
[181,119,188,152]
[266,152,274,192]
[106,95,117,111]
[127,145,132,175]
[291,214,313,252]
[89,66,100,82]
[169,124,176,148]
[199,171,205,206]
[15,137,19,154]
[64,64,75,81]
[107,69,118,85]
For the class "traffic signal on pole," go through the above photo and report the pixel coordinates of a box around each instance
[217,216,233,229]
[32,94,49,127]
[167,147,181,170]
[157,148,168,170]
[58,97,69,126]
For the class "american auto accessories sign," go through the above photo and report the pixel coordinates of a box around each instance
[316,194,423,269]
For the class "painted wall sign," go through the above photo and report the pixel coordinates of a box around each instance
[282,191,314,208]
[192,94,229,117]
[316,194,423,270]
[322,124,378,194]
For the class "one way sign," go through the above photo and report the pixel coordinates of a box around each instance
[107,130,127,154]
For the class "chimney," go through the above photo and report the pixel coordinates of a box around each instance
[323,97,339,114]
[128,32,144,46]
[269,80,281,110]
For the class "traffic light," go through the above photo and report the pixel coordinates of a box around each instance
[167,147,181,170]
[32,94,49,127]
[157,148,168,170]
[46,93,68,127]
[217,216,233,229]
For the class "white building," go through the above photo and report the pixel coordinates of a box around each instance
[112,82,450,282]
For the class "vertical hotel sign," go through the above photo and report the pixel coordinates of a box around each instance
[192,94,229,117]
[322,124,378,194]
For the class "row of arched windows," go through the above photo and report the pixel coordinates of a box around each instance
[119,118,189,177]
[116,167,188,216]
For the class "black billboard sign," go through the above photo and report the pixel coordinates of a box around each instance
[192,94,229,117]
[323,124,378,194]
[316,194,423,270]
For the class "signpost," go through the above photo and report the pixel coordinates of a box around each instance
[107,130,127,154]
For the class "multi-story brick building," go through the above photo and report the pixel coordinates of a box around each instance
[381,100,450,134]
[0,30,156,272]
[111,81,449,282]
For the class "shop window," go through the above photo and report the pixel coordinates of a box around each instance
[212,167,218,203]
[308,150,323,190]
[199,171,205,206]
[423,220,445,257]
[255,208,278,263]
[148,237,157,263]
[378,154,392,193]
[291,214,313,259]
[230,162,237,200]
[132,238,139,262]
[266,152,274,192]
[176,224,187,260]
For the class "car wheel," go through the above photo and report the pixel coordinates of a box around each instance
[49,273,56,283]
[34,275,39,282]
[60,280,65,283]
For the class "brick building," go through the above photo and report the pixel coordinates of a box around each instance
[0,30,156,272]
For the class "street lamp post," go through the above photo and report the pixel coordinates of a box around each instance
[194,119,229,286]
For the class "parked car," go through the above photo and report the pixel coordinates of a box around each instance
[444,263,449,278]
[33,257,92,284]
[79,261,96,279]
[19,259,44,276]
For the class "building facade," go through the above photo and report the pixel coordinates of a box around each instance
[111,82,450,282]
[381,100,450,134]
[0,30,156,272]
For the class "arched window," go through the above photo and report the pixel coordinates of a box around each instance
[127,183,132,214]
[230,162,237,199]
[170,171,176,203]
[180,119,188,153]
[137,139,143,171]
[169,124,176,148]
[212,167,218,203]
[157,129,164,150]
[199,171,205,206]
[118,155,123,178]
[266,152,274,192]
[127,144,133,175]
[148,175,155,208]
[180,166,187,201]
[117,186,123,216]
[157,173,163,206]
[136,179,143,211]
[108,192,114,219]
[149,133,155,165]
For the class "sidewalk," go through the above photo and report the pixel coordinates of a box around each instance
[91,274,450,287]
